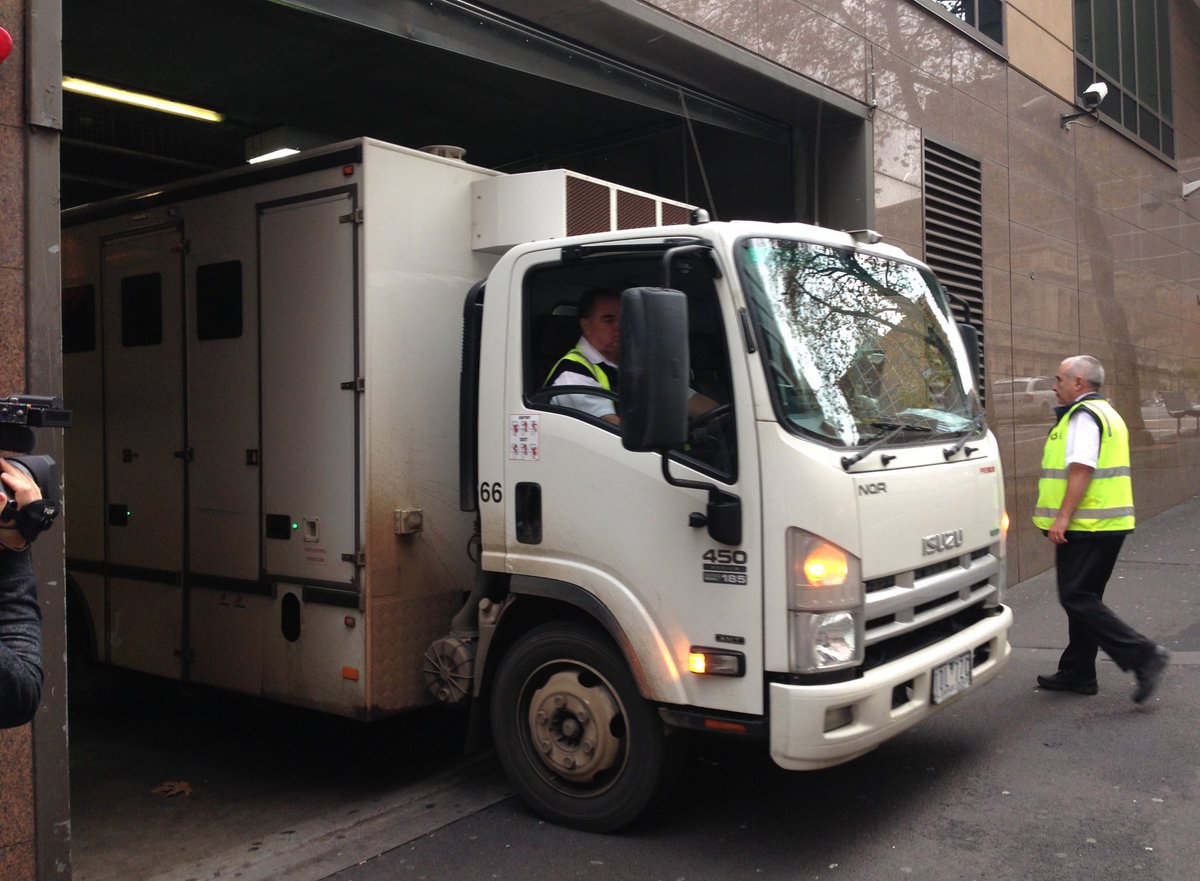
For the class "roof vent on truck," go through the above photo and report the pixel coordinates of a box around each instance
[848,229,883,245]
[420,144,467,161]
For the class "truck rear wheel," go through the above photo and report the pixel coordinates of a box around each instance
[490,622,678,832]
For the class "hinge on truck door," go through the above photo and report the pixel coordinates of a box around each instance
[339,208,364,224]
[341,378,365,392]
[342,551,366,567]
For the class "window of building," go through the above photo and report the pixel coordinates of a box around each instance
[1074,0,1173,158]
[920,0,1005,46]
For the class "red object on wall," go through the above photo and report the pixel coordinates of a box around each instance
[0,27,13,63]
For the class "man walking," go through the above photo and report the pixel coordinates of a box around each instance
[1033,355,1169,703]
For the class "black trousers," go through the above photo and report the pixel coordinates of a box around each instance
[1055,532,1155,678]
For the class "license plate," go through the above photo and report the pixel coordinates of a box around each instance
[932,652,973,704]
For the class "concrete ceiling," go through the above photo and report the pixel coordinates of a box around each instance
[60,0,739,208]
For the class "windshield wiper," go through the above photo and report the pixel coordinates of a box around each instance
[942,412,987,460]
[841,421,932,471]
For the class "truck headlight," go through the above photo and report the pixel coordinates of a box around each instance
[792,610,861,671]
[787,529,864,672]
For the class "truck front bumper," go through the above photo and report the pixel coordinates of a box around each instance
[768,604,1012,770]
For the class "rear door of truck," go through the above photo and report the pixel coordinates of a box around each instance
[259,189,361,597]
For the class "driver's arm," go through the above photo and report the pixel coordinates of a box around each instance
[549,371,619,425]
[688,392,720,418]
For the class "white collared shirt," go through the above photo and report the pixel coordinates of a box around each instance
[1065,393,1101,469]
[550,337,617,420]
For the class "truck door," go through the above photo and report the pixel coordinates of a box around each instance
[259,190,360,594]
[499,249,763,713]
[100,225,188,678]
[183,239,265,692]
[186,256,259,583]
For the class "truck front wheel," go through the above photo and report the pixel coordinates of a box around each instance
[490,622,678,832]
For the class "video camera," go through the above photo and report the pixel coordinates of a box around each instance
[0,395,72,544]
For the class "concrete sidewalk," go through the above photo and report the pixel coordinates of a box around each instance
[1007,493,1200,695]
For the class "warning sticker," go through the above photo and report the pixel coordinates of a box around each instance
[509,414,540,461]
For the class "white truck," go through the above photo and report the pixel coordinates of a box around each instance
[61,138,1012,831]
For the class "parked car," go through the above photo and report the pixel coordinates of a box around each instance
[991,376,1056,420]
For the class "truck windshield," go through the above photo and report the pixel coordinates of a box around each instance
[738,237,981,448]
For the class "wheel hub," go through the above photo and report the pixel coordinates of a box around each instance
[528,669,623,782]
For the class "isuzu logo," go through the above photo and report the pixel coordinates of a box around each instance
[922,529,964,556]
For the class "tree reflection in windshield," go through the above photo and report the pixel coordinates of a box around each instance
[740,238,980,448]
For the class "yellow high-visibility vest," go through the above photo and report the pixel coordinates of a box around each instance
[1032,396,1135,532]
[546,349,610,389]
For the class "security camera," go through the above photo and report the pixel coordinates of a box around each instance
[1062,82,1109,129]
[1081,82,1108,111]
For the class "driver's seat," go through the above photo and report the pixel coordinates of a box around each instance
[533,312,581,388]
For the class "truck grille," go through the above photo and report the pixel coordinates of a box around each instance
[861,544,1002,662]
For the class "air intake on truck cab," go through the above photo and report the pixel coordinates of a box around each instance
[471,169,696,254]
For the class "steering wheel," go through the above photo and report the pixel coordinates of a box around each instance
[689,402,733,433]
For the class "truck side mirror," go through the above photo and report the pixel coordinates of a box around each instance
[619,286,742,545]
[619,287,689,452]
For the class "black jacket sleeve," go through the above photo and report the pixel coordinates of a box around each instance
[0,549,43,728]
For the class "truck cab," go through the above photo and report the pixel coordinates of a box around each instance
[462,219,1012,830]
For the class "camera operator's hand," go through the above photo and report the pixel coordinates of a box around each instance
[0,460,42,551]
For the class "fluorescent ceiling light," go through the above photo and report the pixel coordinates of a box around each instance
[247,147,301,165]
[62,76,224,123]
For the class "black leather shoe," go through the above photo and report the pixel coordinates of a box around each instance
[1133,646,1170,704]
[1036,671,1098,695]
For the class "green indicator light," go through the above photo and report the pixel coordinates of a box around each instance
[291,521,299,530]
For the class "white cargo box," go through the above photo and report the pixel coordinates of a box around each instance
[471,168,695,253]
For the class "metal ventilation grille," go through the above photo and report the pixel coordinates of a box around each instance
[616,190,656,229]
[566,176,611,236]
[662,203,692,225]
[923,139,985,395]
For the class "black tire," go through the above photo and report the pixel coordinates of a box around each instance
[490,622,678,832]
